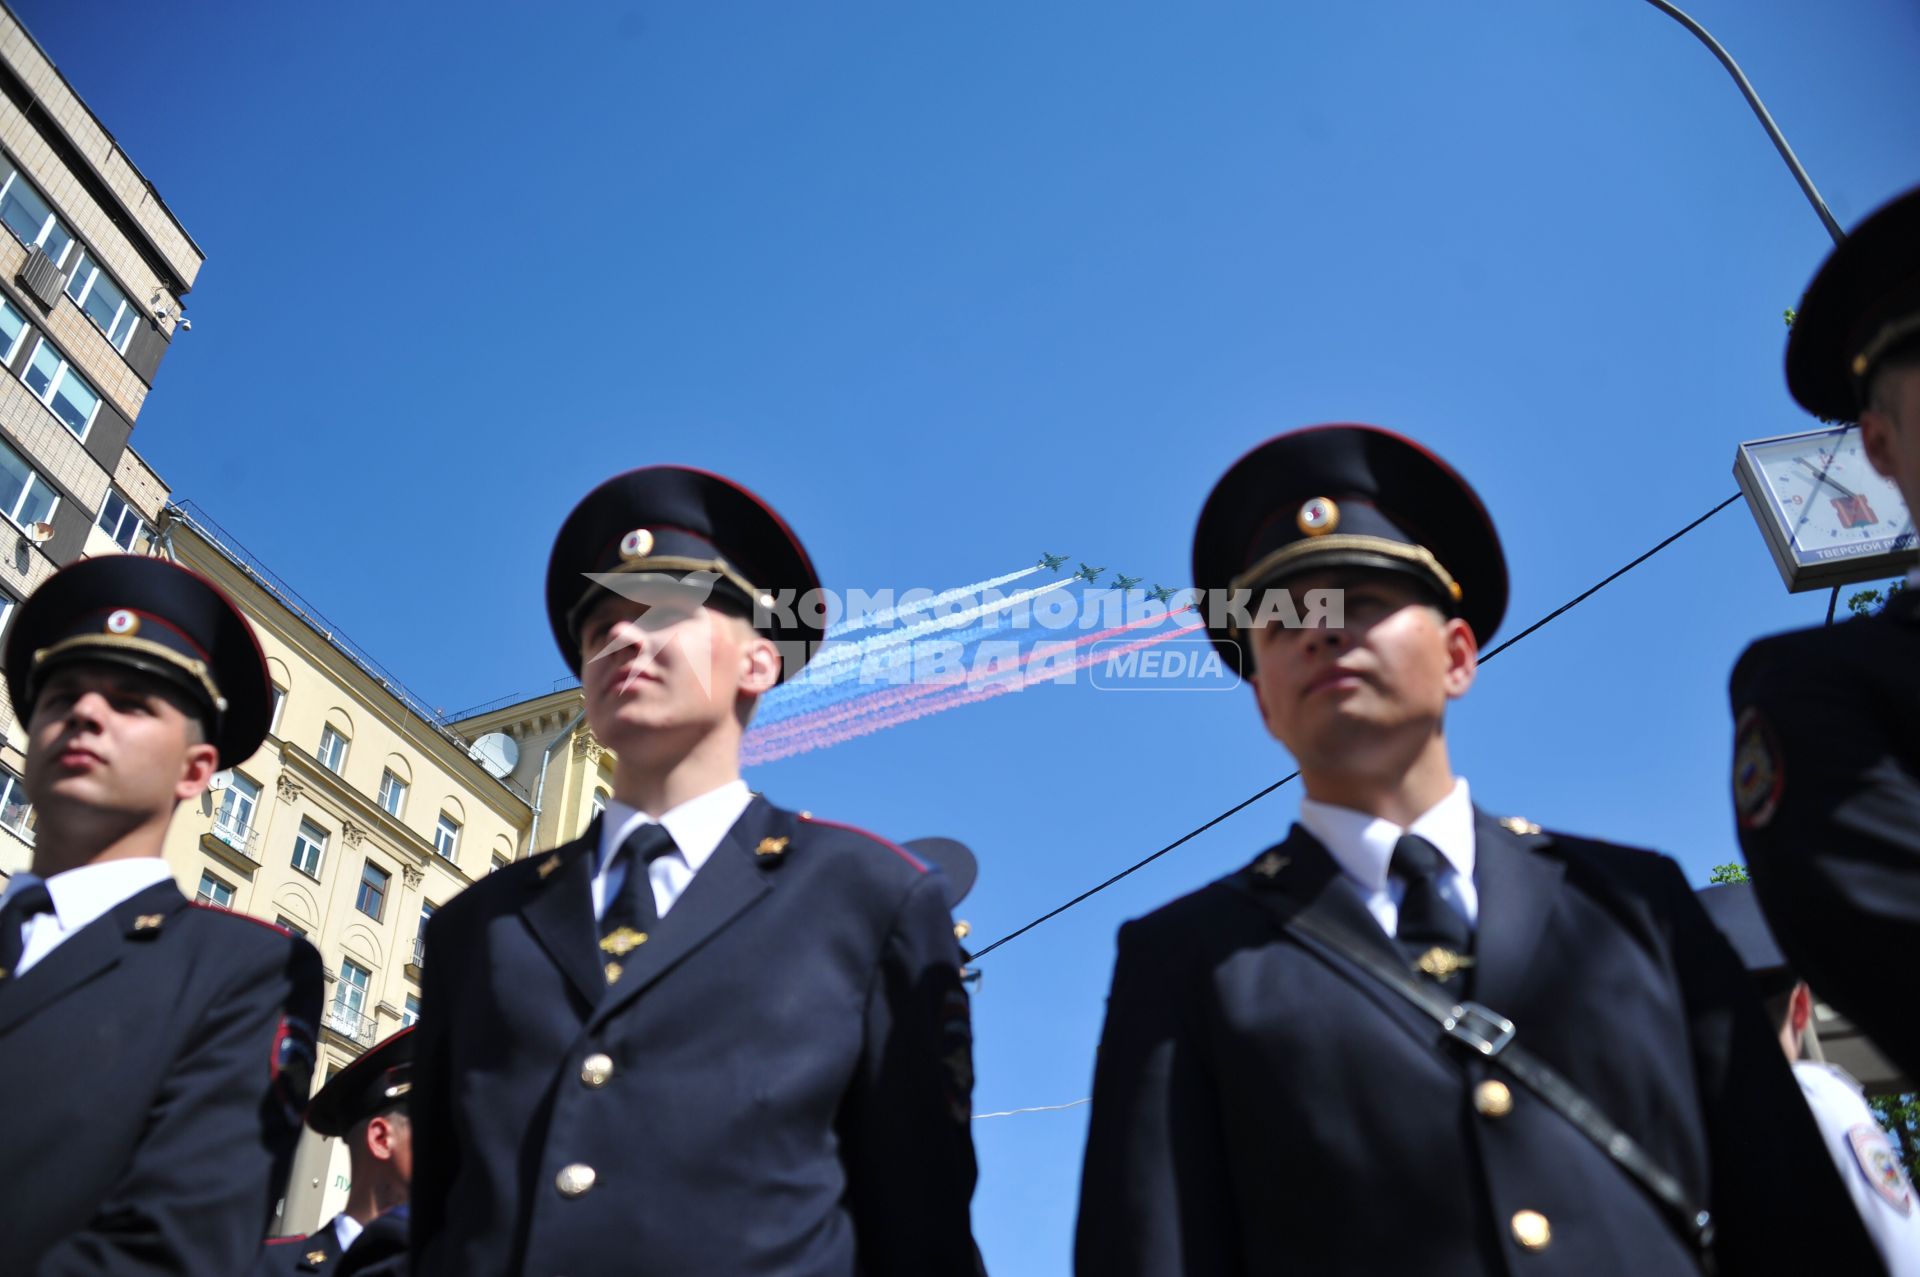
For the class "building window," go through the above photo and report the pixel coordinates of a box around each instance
[0,591,16,638]
[212,772,261,850]
[94,490,146,552]
[333,958,371,1026]
[268,686,286,736]
[23,338,101,440]
[318,725,349,773]
[414,902,434,967]
[592,790,609,819]
[0,766,33,841]
[62,248,137,352]
[490,853,509,874]
[0,160,73,264]
[0,297,26,365]
[433,814,460,861]
[196,870,234,908]
[356,860,390,921]
[291,819,328,878]
[378,769,408,818]
[402,994,421,1028]
[274,915,306,939]
[0,437,59,531]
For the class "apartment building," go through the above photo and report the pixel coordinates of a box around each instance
[0,4,202,870]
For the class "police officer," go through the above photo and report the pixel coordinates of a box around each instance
[410,467,982,1276]
[1699,882,1920,1276]
[1732,184,1920,1079]
[0,554,323,1275]
[253,1027,414,1276]
[1075,424,1884,1275]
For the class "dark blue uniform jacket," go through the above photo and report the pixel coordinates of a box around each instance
[411,798,983,1277]
[1076,811,1885,1276]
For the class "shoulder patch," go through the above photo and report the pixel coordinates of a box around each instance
[1733,706,1784,830]
[1848,1123,1913,1215]
[800,814,928,872]
[270,1015,318,1126]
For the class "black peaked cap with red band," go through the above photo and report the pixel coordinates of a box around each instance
[306,1026,415,1138]
[1786,184,1920,423]
[545,466,823,681]
[1191,424,1508,676]
[4,554,270,767]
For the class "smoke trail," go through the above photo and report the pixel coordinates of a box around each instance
[744,621,1208,764]
[824,565,1044,639]
[745,608,1189,751]
[793,576,1076,684]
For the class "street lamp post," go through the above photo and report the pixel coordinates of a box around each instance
[1637,0,1845,247]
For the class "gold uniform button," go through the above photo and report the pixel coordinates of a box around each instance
[556,1163,597,1198]
[580,1053,614,1088]
[1511,1209,1551,1251]
[1474,1079,1513,1118]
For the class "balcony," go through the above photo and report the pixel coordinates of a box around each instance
[406,937,426,982]
[323,1003,377,1049]
[199,816,261,874]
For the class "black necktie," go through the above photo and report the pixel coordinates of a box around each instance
[0,877,53,980]
[599,824,677,985]
[1389,834,1472,984]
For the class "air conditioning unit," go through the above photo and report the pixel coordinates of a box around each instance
[18,244,65,310]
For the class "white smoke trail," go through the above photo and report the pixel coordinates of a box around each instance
[825,564,1044,639]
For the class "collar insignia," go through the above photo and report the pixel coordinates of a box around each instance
[1253,851,1290,878]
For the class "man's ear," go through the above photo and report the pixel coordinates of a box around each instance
[1861,408,1901,481]
[174,741,221,803]
[1441,616,1479,699]
[739,632,782,696]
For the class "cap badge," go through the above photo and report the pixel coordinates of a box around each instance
[105,609,139,636]
[1296,497,1339,537]
[619,528,655,561]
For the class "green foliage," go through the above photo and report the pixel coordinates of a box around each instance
[1847,578,1908,619]
[1708,863,1750,885]
[1868,1093,1920,1182]
[1783,307,1798,328]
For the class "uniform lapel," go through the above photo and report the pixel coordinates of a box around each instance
[586,797,780,1030]
[0,879,183,1037]
[1468,809,1565,1015]
[518,824,605,1009]
[298,1221,341,1270]
[1235,826,1440,1042]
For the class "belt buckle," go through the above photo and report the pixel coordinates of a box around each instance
[1444,1000,1515,1056]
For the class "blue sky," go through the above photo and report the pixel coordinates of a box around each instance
[17,1,1918,1270]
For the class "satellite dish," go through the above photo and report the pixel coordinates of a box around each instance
[467,732,519,780]
[24,521,53,544]
[208,770,233,791]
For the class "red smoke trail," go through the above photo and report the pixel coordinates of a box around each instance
[744,620,1208,765]
[745,607,1188,749]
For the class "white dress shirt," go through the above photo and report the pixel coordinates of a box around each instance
[592,780,754,921]
[1795,1061,1920,1277]
[0,857,174,977]
[1296,778,1479,938]
[332,1211,364,1254]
